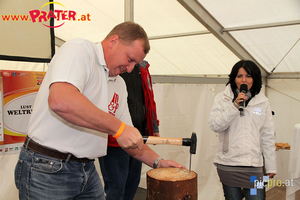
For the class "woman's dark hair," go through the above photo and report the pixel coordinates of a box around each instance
[226,60,262,98]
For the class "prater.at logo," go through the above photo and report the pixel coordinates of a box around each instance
[29,2,91,28]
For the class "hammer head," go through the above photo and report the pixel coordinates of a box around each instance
[190,132,197,154]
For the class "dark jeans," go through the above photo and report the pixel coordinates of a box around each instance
[99,146,142,200]
[222,183,264,200]
[15,147,104,200]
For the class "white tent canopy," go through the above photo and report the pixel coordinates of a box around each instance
[0,1,299,199]
[53,0,300,78]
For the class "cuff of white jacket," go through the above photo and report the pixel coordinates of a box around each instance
[265,169,277,174]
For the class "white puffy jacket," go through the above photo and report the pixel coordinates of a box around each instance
[209,85,277,173]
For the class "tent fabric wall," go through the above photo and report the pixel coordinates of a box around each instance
[0,154,19,200]
[0,80,299,199]
[267,79,300,143]
[0,60,48,72]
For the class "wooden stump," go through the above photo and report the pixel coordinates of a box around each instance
[147,167,197,200]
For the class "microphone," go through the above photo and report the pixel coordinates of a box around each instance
[238,84,248,112]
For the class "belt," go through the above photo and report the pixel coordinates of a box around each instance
[24,137,93,162]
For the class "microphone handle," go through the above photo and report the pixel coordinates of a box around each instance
[239,100,245,111]
[238,89,247,111]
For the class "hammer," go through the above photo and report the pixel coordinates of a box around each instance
[143,132,197,171]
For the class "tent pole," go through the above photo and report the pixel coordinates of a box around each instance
[124,0,134,22]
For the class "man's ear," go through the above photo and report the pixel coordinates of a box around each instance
[109,35,119,48]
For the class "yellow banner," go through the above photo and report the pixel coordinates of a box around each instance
[1,70,45,150]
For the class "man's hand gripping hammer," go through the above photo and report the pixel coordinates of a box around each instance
[143,132,197,171]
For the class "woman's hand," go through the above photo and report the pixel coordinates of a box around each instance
[235,92,248,105]
[267,173,276,178]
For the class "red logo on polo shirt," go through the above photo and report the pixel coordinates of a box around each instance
[108,93,119,116]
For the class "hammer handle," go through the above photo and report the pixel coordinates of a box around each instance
[143,136,191,146]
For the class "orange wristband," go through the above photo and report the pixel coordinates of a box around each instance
[113,122,125,139]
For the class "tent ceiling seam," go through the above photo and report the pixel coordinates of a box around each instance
[148,30,211,40]
[266,85,300,103]
[269,38,300,75]
[152,75,228,84]
[221,20,300,33]
[268,72,300,79]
